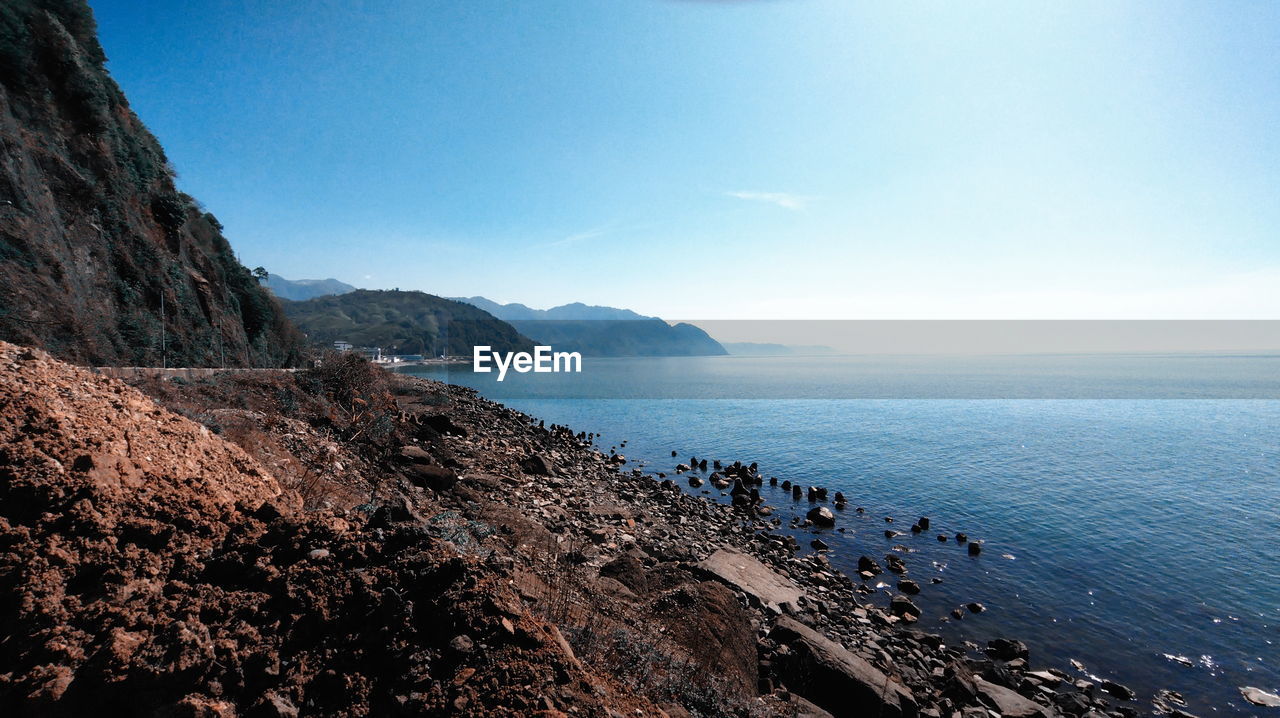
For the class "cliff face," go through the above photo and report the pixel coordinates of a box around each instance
[0,0,304,367]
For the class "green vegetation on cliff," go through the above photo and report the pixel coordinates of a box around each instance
[283,289,534,356]
[0,0,305,367]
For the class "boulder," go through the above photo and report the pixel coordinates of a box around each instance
[695,548,805,613]
[770,616,917,718]
[1101,679,1135,701]
[897,579,921,595]
[807,506,836,528]
[519,454,556,476]
[986,638,1030,662]
[968,541,982,556]
[857,556,883,575]
[890,595,921,618]
[403,463,458,491]
[398,445,432,463]
[973,677,1051,718]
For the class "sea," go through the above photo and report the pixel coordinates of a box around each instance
[400,354,1280,714]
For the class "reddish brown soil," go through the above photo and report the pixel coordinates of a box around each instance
[0,344,654,716]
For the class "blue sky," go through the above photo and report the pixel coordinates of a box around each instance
[90,1,1280,319]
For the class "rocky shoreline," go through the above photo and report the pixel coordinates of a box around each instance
[0,344,1197,716]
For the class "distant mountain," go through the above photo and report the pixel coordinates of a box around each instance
[264,275,356,301]
[450,296,649,321]
[450,297,725,357]
[282,290,533,356]
[722,342,838,356]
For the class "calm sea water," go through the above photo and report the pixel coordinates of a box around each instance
[403,355,1280,714]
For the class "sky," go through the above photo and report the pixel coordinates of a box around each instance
[89,0,1280,320]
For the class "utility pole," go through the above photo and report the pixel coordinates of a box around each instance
[160,293,167,369]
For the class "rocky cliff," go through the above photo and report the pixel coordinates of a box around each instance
[0,0,304,367]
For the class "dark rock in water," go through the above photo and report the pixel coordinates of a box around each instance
[885,554,907,573]
[671,450,678,456]
[811,538,829,551]
[930,577,943,584]
[951,608,966,620]
[770,476,778,485]
[675,463,691,472]
[807,486,819,501]
[910,523,922,534]
[968,541,982,556]
[781,480,792,490]
[713,459,722,469]
[966,602,986,614]
[699,459,708,470]
[897,579,921,595]
[807,506,836,527]
[858,556,883,575]
[937,534,948,542]
[731,492,754,508]
[769,616,917,718]
[889,595,922,618]
[730,479,751,496]
[792,485,804,499]
[885,517,894,523]
[688,476,704,488]
[834,491,845,503]
[986,638,1030,662]
[1101,680,1135,701]
[855,506,865,513]
[404,463,458,491]
[1240,687,1280,707]
[884,530,898,539]
[918,517,930,530]
[955,532,968,544]
[815,486,828,499]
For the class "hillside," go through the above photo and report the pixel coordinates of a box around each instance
[264,274,356,301]
[0,0,304,367]
[283,289,533,355]
[452,296,727,356]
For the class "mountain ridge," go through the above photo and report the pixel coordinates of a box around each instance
[264,274,357,301]
[450,296,651,321]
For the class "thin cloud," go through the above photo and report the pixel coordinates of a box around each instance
[547,226,613,248]
[725,190,817,211]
